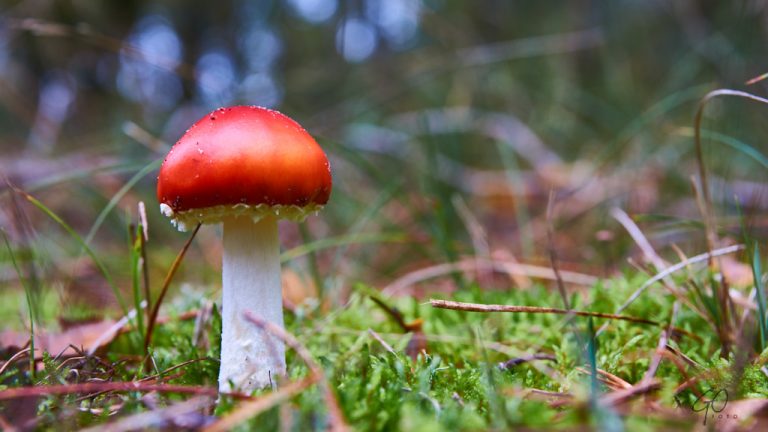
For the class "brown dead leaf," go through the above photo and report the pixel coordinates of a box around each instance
[282,268,317,307]
[404,329,428,360]
[1,320,117,359]
[709,398,768,432]
[368,296,428,360]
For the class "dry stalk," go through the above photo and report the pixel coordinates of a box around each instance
[575,367,631,391]
[0,348,32,376]
[144,224,201,352]
[642,302,679,384]
[546,189,570,310]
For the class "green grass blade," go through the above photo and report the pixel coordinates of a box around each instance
[281,232,408,263]
[679,128,768,171]
[586,317,598,398]
[84,158,163,245]
[298,223,325,297]
[325,180,403,297]
[1,230,36,380]
[689,279,719,325]
[16,188,128,315]
[752,243,767,351]
[334,179,402,247]
[0,161,150,200]
[593,85,710,172]
[585,317,624,432]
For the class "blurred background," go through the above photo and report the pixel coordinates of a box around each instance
[2,0,768,323]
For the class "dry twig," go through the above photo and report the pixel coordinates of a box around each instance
[429,299,657,325]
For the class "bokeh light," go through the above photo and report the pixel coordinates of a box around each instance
[365,0,422,49]
[286,0,338,24]
[195,49,237,107]
[240,26,283,72]
[116,15,183,112]
[335,17,378,63]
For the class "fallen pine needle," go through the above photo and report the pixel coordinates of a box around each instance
[0,382,248,401]
[429,299,657,325]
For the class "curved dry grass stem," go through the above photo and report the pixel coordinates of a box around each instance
[203,378,316,432]
[692,88,768,358]
[0,348,32,376]
[382,257,598,296]
[243,312,348,432]
[614,244,745,315]
[594,244,745,337]
[429,299,657,325]
[693,88,768,265]
[610,207,666,271]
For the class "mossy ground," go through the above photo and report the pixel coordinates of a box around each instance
[3,270,766,431]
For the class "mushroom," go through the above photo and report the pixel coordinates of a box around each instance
[156,106,332,392]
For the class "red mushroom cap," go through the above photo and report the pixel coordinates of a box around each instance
[157,106,332,230]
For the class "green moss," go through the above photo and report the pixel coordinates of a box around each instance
[1,276,766,430]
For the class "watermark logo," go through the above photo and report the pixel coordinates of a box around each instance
[677,388,737,426]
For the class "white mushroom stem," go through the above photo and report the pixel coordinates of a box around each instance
[220,215,285,393]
